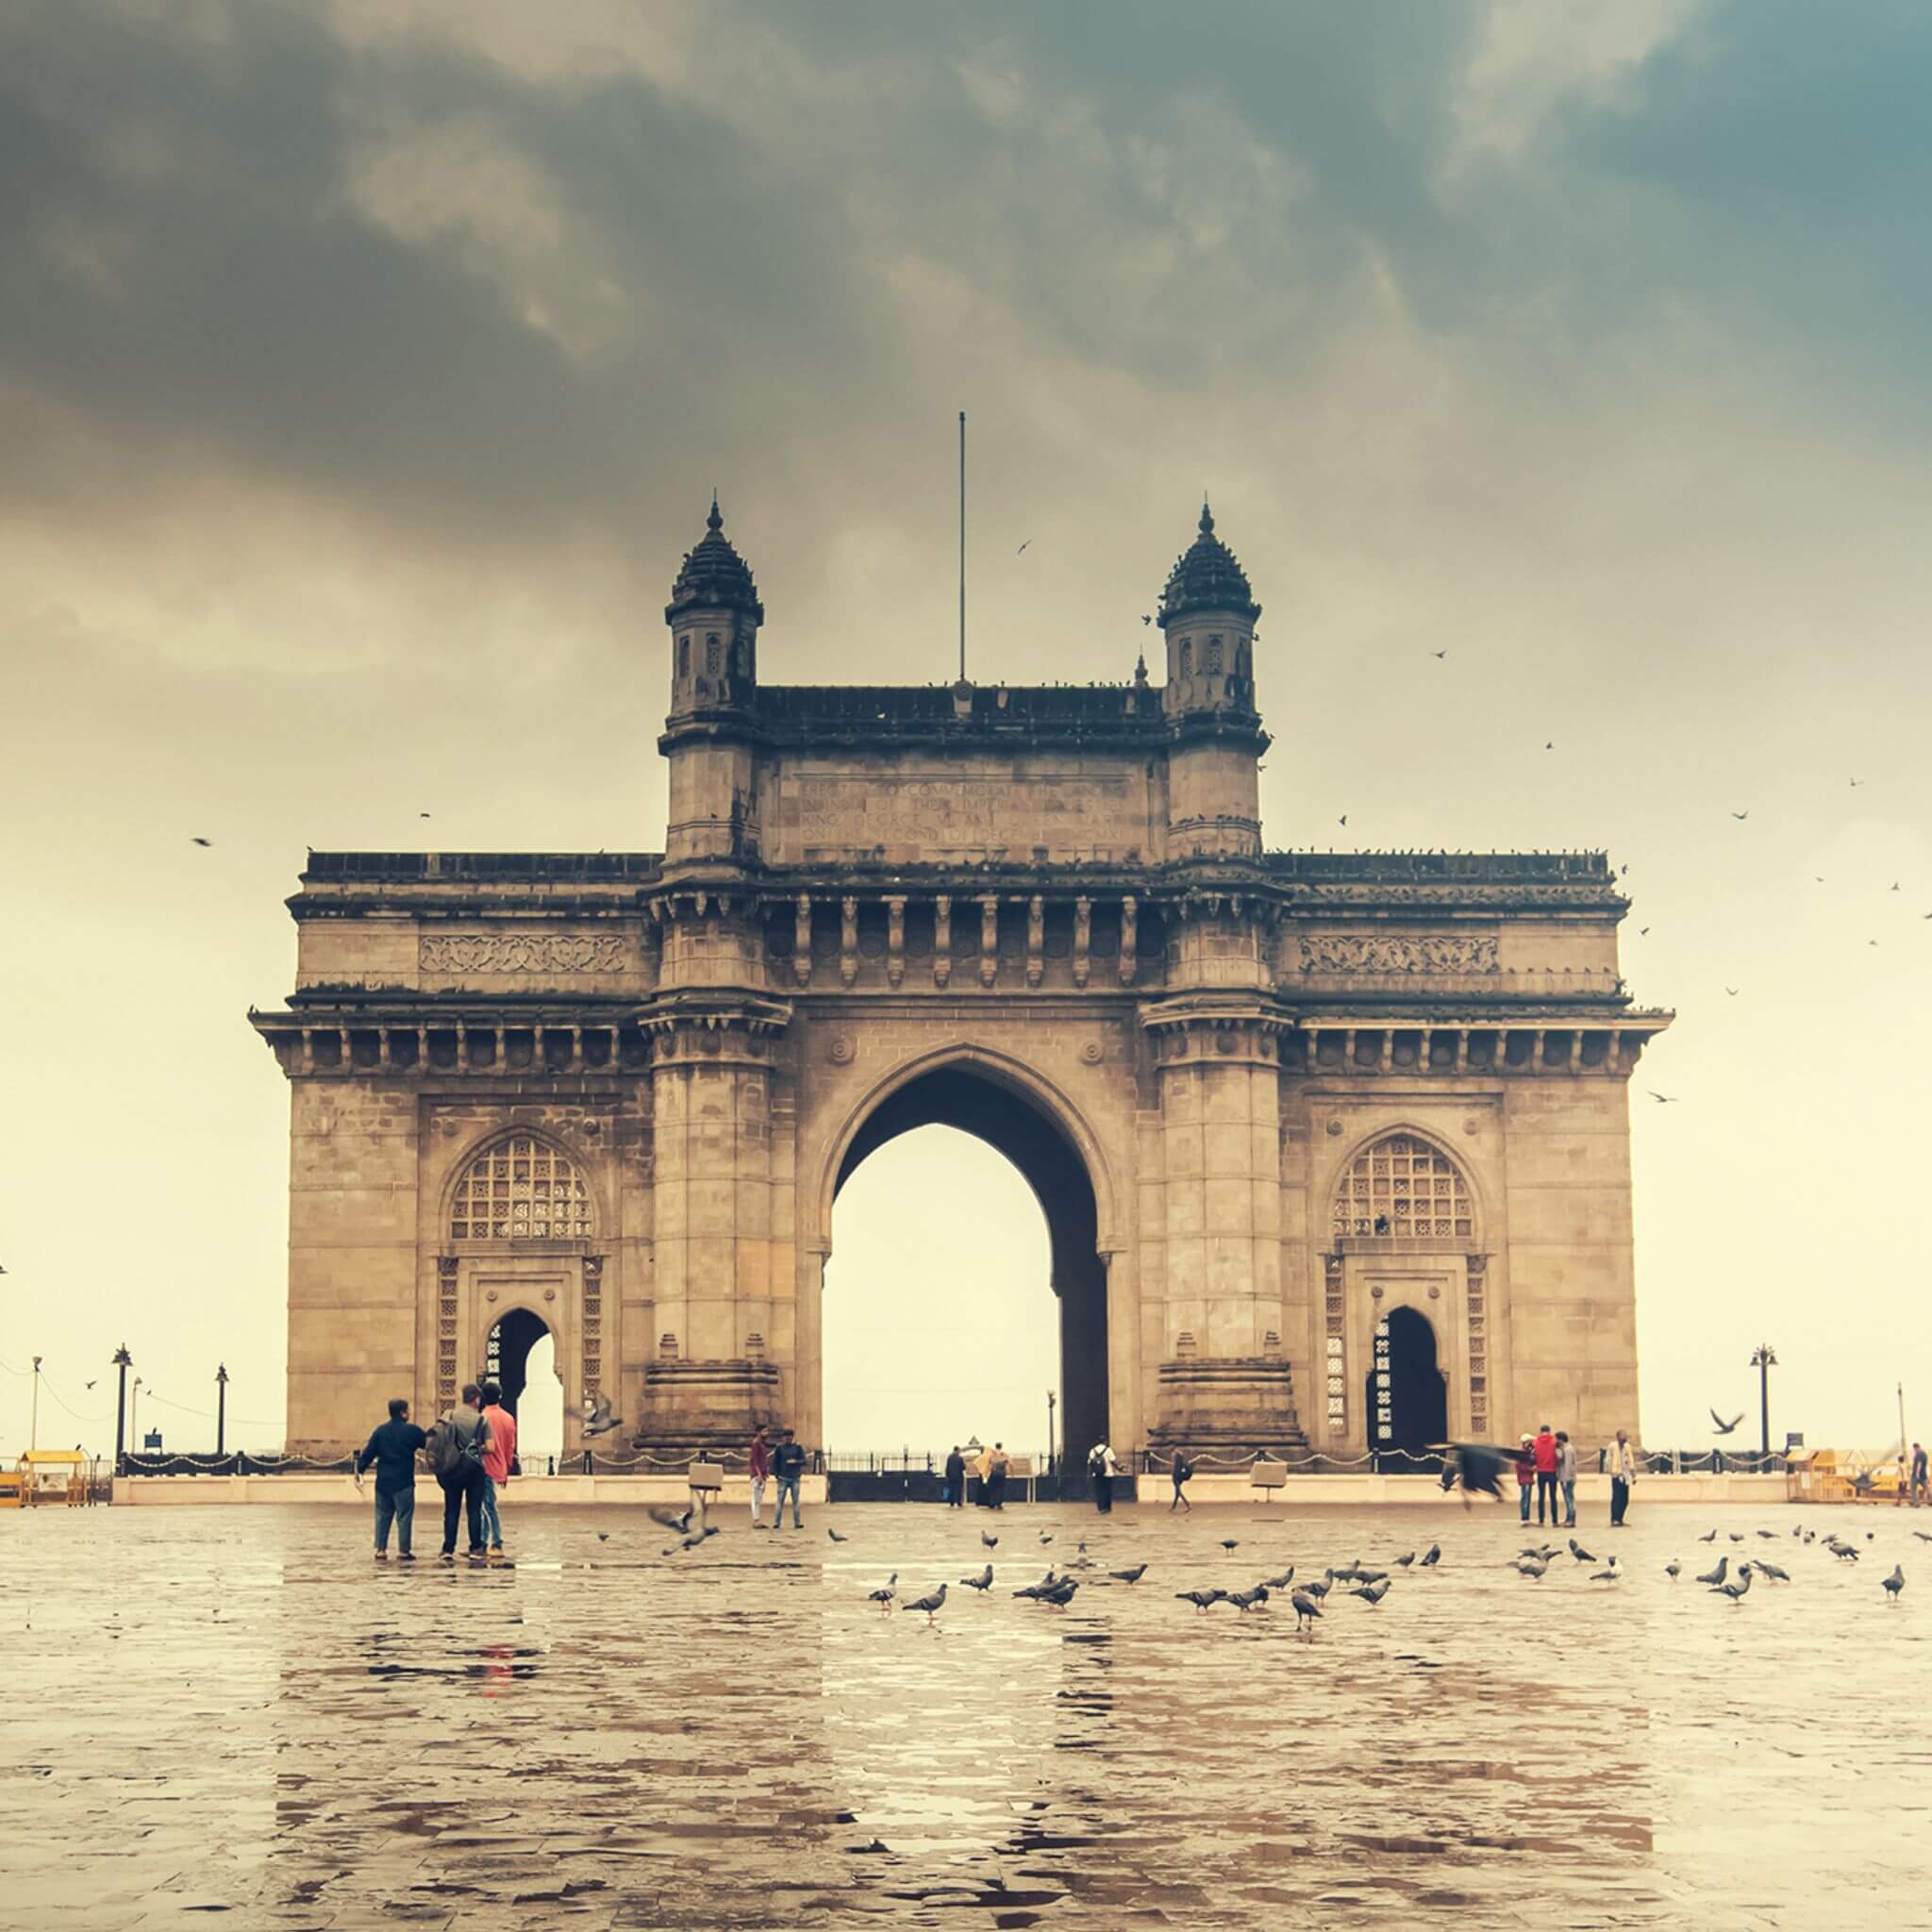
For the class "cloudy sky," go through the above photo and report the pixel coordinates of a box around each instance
[4,0,1929,1461]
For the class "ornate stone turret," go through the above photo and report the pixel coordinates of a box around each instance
[1158,501,1260,721]
[665,495,762,719]
[661,496,763,865]
[1157,501,1266,858]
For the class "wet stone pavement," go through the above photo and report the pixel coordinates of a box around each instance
[3,1499,1928,1931]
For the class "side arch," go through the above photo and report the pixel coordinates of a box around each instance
[441,1124,607,1243]
[1323,1122,1487,1252]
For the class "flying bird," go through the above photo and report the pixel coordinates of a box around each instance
[1432,650,1447,659]
[1710,1409,1745,1435]
[1731,810,1749,821]
[1725,987,1740,996]
[192,837,212,847]
[1338,814,1348,827]
[1850,776,1864,787]
[1544,741,1554,751]
[1440,1441,1511,1502]
[1650,1091,1679,1104]
[1016,540,1032,555]
[571,1392,623,1438]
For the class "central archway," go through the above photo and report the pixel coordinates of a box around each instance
[824,1058,1112,1481]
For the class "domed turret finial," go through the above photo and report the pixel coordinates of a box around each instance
[1200,498,1214,535]
[1157,498,1258,628]
[666,493,763,624]
[708,491,723,533]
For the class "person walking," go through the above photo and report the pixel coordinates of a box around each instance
[1088,1440,1118,1513]
[1514,1435,1536,1524]
[1912,1441,1929,1507]
[433,1384,492,1562]
[1169,1448,1194,1512]
[1607,1427,1638,1526]
[1532,1424,1560,1526]
[770,1428,807,1529]
[748,1424,772,1528]
[1556,1429,1578,1527]
[943,1444,966,1508]
[986,1441,1010,1511]
[354,1397,426,1560]
[477,1380,517,1561]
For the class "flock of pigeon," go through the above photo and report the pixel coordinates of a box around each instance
[847,1519,1913,1631]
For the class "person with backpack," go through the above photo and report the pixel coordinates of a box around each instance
[432,1384,492,1562]
[1088,1440,1119,1513]
[1169,1448,1194,1512]
[353,1396,427,1559]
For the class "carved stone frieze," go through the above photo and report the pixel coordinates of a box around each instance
[422,932,629,975]
[1297,933,1499,975]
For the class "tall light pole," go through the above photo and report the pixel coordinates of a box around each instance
[1046,1389,1057,1477]
[215,1363,229,1457]
[130,1376,143,1455]
[1750,1343,1778,1461]
[112,1346,132,1474]
[30,1356,42,1453]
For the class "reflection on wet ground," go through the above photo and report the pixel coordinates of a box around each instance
[3,1501,1927,1928]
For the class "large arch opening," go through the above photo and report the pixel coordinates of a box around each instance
[1369,1306,1448,1463]
[826,1064,1110,1479]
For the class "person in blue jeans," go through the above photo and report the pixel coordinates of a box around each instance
[354,1397,427,1560]
[771,1429,807,1528]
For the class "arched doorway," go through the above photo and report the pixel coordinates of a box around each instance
[827,1062,1109,1481]
[485,1309,563,1474]
[1368,1306,1448,1464]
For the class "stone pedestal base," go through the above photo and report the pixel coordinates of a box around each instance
[1148,1357,1309,1456]
[635,1358,783,1456]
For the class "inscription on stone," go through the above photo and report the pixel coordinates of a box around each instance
[421,932,629,975]
[788,774,1129,848]
[1297,933,1500,974]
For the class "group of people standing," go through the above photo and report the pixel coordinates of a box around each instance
[938,1442,1012,1508]
[354,1381,519,1562]
[1510,1424,1641,1526]
[746,1424,809,1527]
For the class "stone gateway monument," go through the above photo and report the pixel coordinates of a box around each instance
[253,501,1670,1465]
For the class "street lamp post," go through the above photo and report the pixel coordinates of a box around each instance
[112,1346,132,1474]
[30,1356,42,1453]
[1750,1343,1778,1463]
[1045,1390,1057,1478]
[216,1363,229,1457]
[130,1376,143,1456]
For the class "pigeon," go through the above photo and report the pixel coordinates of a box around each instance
[1695,1557,1729,1587]
[1393,1552,1416,1568]
[867,1574,899,1610]
[596,1531,609,1542]
[1039,1578,1079,1609]
[648,1504,698,1535]
[1882,1565,1905,1604]
[1220,1539,1241,1554]
[1649,1091,1679,1104]
[1350,1579,1391,1606]
[1729,1534,1745,1544]
[1711,1568,1754,1604]
[1228,1585,1271,1612]
[1016,540,1031,555]
[1176,1589,1226,1612]
[1569,1539,1597,1563]
[1290,1590,1324,1630]
[1699,1529,1718,1542]
[1355,1567,1389,1586]
[1303,1575,1333,1600]
[571,1391,623,1438]
[1710,1410,1745,1435]
[960,1564,993,1591]
[1432,649,1447,659]
[1756,1529,1779,1540]
[1731,810,1749,821]
[1419,1544,1441,1568]
[1590,1557,1622,1583]
[900,1583,947,1624]
[1109,1564,1148,1585]
[1514,1558,1548,1580]
[1039,1533,1054,1546]
[1665,1560,1681,1581]
[981,1532,998,1548]
[1827,1540,1861,1563]
[1754,1559,1790,1582]
[191,837,212,846]
[1261,1568,1296,1591]
[1441,1442,1511,1502]
[826,1527,848,1543]
[1913,1532,1932,1544]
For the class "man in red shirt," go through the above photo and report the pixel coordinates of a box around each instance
[748,1424,772,1529]
[1532,1424,1560,1526]
[479,1380,518,1560]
